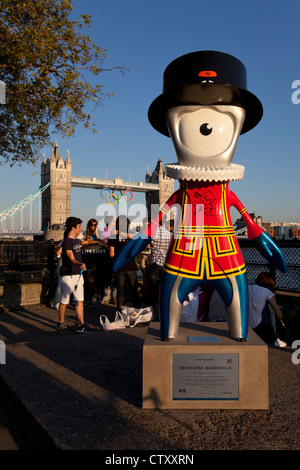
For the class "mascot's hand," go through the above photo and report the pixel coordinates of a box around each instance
[113,233,151,272]
[252,232,287,273]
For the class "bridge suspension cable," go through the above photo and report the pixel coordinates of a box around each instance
[233,226,247,236]
[233,224,268,236]
[0,182,50,223]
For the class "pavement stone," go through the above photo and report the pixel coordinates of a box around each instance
[0,302,299,452]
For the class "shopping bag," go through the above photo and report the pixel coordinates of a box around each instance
[121,306,154,327]
[99,311,126,331]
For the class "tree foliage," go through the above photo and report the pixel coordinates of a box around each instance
[0,0,126,166]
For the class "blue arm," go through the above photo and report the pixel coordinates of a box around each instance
[252,232,287,273]
[113,233,151,272]
[113,191,179,273]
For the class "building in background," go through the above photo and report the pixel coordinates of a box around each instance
[41,142,71,230]
[234,213,300,239]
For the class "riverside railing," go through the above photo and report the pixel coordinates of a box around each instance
[0,239,55,284]
[0,238,298,293]
[238,238,300,293]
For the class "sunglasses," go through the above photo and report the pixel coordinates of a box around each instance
[90,223,98,227]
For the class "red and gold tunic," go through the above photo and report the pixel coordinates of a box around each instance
[147,179,263,280]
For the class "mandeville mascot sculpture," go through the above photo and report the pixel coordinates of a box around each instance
[114,51,287,341]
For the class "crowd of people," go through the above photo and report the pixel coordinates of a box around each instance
[53,215,174,333]
[53,215,288,347]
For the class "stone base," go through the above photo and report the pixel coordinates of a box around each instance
[143,322,268,409]
[0,282,50,307]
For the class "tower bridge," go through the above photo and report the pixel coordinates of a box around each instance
[40,142,174,230]
[0,143,174,237]
[70,175,160,192]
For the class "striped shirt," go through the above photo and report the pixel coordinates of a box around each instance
[150,226,172,267]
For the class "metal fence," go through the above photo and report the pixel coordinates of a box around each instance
[238,238,300,293]
[0,240,55,283]
[0,238,299,293]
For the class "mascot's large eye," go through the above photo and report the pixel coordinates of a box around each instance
[178,108,234,156]
[200,123,213,136]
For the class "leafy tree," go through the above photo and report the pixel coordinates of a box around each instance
[0,0,126,166]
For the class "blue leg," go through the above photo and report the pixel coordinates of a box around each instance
[159,271,178,340]
[210,273,248,340]
[231,272,249,340]
[160,270,248,341]
[160,271,202,340]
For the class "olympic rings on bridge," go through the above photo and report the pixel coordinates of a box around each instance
[100,188,133,205]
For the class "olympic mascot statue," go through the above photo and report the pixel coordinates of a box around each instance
[114,51,287,341]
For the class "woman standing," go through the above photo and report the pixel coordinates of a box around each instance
[84,218,107,303]
[85,218,100,242]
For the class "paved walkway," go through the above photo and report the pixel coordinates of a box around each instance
[0,303,299,451]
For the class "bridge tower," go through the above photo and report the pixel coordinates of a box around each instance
[40,144,174,234]
[40,142,71,230]
[145,156,174,217]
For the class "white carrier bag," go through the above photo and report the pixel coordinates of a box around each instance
[99,311,126,331]
[121,306,154,327]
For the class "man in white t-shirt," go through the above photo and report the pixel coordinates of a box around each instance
[248,276,287,347]
[248,284,274,329]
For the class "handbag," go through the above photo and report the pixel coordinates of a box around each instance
[99,311,126,331]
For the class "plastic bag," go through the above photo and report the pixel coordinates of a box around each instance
[121,306,154,327]
[100,311,126,331]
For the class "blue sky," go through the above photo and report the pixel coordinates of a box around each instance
[1,0,300,230]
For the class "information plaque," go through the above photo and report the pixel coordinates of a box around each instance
[188,336,221,343]
[173,353,239,401]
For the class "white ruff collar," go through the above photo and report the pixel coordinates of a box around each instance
[165,163,245,182]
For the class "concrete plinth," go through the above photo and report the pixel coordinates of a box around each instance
[0,281,50,307]
[143,322,268,410]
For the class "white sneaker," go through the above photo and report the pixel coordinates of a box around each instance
[274,338,287,348]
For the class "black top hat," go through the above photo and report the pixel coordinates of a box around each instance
[148,51,263,136]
